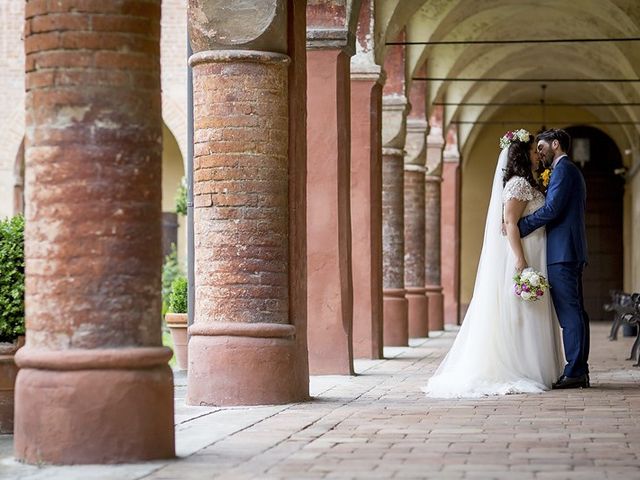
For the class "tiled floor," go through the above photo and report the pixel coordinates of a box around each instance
[2,322,640,479]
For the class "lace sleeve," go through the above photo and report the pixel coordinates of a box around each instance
[503,176,534,203]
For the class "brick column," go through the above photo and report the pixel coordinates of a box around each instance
[187,1,308,406]
[442,126,462,326]
[424,108,445,332]
[425,175,444,331]
[305,16,355,374]
[350,0,383,359]
[403,70,428,339]
[15,0,174,464]
[404,118,428,338]
[381,31,409,347]
[382,143,408,346]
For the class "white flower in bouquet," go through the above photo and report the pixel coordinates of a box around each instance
[529,273,540,287]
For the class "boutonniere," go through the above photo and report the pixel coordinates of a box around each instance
[540,168,552,188]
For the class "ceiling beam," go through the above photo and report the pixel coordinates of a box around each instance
[433,102,640,107]
[413,77,640,83]
[450,120,640,125]
[388,37,640,46]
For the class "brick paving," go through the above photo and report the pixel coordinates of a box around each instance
[2,322,640,479]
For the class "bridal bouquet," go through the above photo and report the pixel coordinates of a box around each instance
[513,268,549,302]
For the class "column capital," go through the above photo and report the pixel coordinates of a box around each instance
[427,125,445,146]
[407,117,428,133]
[351,56,385,83]
[426,132,445,176]
[404,117,427,168]
[382,146,404,157]
[382,93,409,110]
[443,149,461,164]
[189,49,291,67]
[426,136,445,149]
[306,28,356,54]
[189,0,287,54]
[382,94,409,149]
[425,174,443,182]
[404,164,426,173]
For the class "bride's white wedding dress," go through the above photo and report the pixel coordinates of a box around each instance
[423,149,564,398]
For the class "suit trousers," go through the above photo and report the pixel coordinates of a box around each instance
[548,262,590,377]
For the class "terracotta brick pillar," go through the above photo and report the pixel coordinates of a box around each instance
[305,8,355,375]
[350,0,383,359]
[425,175,444,331]
[404,129,428,338]
[15,0,174,464]
[187,1,308,406]
[442,126,462,326]
[425,108,445,332]
[403,74,428,339]
[381,33,408,347]
[382,143,407,346]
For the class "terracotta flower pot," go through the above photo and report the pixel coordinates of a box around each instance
[0,336,24,434]
[166,313,188,370]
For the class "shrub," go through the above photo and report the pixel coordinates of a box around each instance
[168,276,188,314]
[0,215,25,342]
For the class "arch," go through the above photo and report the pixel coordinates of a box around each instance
[1,107,25,172]
[162,94,188,168]
[13,138,25,215]
[161,121,186,266]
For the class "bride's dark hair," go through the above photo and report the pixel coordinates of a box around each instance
[503,138,539,189]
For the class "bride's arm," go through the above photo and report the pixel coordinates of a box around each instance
[504,198,528,272]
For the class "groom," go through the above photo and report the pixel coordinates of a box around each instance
[518,128,590,389]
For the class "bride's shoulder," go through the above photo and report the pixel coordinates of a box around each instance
[503,176,535,202]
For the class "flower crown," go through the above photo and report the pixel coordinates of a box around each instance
[499,129,531,149]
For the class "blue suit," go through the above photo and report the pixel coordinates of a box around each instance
[518,156,590,378]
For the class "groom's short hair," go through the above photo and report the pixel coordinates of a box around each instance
[537,129,571,153]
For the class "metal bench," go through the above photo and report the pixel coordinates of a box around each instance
[605,291,640,366]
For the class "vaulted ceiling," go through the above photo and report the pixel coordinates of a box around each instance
[376,0,640,156]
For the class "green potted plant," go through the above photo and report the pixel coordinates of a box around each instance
[0,215,25,434]
[165,275,188,370]
[161,243,182,317]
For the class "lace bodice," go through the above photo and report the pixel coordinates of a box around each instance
[502,176,545,216]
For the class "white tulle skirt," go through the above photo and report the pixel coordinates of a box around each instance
[422,227,565,398]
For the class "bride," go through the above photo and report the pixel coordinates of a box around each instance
[423,130,564,398]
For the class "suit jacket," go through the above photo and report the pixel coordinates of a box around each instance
[518,156,588,265]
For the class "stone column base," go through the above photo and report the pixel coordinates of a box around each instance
[383,288,408,346]
[14,347,175,464]
[187,323,307,406]
[426,285,444,331]
[406,287,428,338]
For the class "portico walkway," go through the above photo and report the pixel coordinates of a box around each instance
[2,322,640,479]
